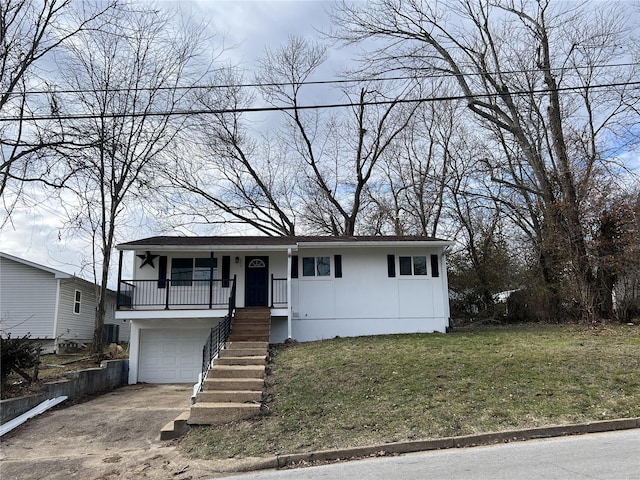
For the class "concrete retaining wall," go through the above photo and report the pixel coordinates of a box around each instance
[1,359,129,425]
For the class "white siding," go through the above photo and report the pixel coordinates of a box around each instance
[0,256,57,338]
[56,279,98,343]
[287,246,449,342]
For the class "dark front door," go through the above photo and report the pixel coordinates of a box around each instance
[245,256,269,307]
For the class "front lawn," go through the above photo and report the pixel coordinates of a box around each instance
[181,324,640,458]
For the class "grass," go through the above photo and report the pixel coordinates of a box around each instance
[180,324,640,459]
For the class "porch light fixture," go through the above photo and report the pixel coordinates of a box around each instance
[235,256,240,264]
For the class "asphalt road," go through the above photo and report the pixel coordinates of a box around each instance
[218,429,640,480]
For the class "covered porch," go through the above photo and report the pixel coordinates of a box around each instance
[114,238,296,339]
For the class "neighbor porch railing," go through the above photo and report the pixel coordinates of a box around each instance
[271,275,287,307]
[116,277,235,310]
[199,276,236,389]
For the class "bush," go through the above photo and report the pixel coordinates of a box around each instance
[1,334,41,386]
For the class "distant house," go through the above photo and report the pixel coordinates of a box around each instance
[115,236,453,384]
[0,252,129,353]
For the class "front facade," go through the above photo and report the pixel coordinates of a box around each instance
[115,236,453,384]
[0,252,126,353]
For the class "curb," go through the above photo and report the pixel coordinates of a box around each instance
[272,418,640,469]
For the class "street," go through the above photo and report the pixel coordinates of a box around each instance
[218,429,640,480]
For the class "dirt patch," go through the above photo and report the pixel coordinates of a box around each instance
[2,354,101,400]
[0,384,261,479]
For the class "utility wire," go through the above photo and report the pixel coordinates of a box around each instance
[1,80,639,122]
[3,61,639,97]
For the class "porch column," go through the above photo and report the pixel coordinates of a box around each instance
[116,249,123,309]
[287,248,292,339]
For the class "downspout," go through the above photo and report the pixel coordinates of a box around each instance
[441,249,451,331]
[52,279,61,353]
[287,248,292,339]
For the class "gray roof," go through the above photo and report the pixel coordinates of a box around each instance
[117,235,452,251]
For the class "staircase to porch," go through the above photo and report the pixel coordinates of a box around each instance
[188,307,270,426]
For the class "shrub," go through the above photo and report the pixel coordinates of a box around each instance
[1,334,41,386]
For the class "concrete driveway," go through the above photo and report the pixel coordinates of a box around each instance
[0,384,228,480]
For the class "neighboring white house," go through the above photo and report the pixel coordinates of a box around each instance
[115,236,453,384]
[0,252,129,352]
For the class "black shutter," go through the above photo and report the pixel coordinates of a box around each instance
[387,254,396,277]
[431,254,440,277]
[334,255,342,278]
[291,255,299,278]
[222,255,230,287]
[158,256,167,288]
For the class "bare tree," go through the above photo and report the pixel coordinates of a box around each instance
[256,36,421,235]
[0,0,116,219]
[51,4,217,353]
[165,67,299,236]
[333,0,639,321]
[368,96,470,237]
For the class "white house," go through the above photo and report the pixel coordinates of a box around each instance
[115,236,453,384]
[0,252,129,352]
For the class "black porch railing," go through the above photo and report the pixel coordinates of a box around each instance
[116,277,235,310]
[200,276,236,387]
[271,275,287,307]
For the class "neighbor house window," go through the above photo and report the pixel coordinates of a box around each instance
[74,290,81,314]
[399,256,428,276]
[302,256,331,276]
[171,258,218,286]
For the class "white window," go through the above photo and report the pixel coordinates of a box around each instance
[302,257,331,277]
[74,290,81,314]
[171,258,218,286]
[399,256,428,276]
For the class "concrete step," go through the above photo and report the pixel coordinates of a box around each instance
[188,402,260,425]
[160,410,190,441]
[202,377,264,391]
[229,332,270,340]
[234,307,270,317]
[231,323,270,331]
[228,335,270,343]
[211,365,265,379]
[220,347,267,358]
[232,317,271,324]
[215,355,266,366]
[227,341,269,349]
[195,390,262,403]
[232,321,270,328]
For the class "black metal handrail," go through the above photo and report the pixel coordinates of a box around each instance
[200,275,236,388]
[271,275,287,307]
[200,314,232,388]
[116,277,234,310]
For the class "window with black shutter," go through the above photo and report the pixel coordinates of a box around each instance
[431,254,440,277]
[334,254,342,278]
[387,255,396,277]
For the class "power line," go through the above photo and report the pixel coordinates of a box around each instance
[1,80,639,122]
[3,61,639,97]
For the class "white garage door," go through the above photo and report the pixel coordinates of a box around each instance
[138,328,210,383]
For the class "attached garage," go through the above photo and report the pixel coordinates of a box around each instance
[138,328,210,383]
